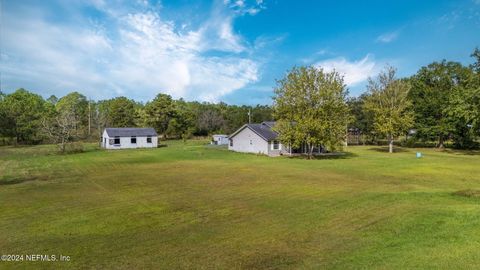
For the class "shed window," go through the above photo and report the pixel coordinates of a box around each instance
[131,136,137,144]
[249,140,253,145]
[230,139,233,147]
[272,140,279,150]
[147,136,152,143]
[114,137,120,145]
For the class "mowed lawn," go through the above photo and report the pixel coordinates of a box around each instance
[1,141,480,269]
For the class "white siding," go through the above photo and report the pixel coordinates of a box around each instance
[228,127,268,155]
[101,130,158,149]
[212,135,229,145]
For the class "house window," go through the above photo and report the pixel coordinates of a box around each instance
[114,136,120,145]
[230,139,233,147]
[272,140,279,150]
[250,140,253,145]
[131,136,137,144]
[147,136,152,143]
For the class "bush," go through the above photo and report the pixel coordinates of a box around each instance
[61,142,84,154]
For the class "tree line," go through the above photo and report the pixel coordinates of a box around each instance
[0,89,273,149]
[272,48,480,155]
[0,48,479,152]
[347,48,480,150]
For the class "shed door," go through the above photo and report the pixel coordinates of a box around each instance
[248,138,254,152]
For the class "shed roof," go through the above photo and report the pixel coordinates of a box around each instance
[105,128,157,137]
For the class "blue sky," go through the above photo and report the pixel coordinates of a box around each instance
[1,0,479,104]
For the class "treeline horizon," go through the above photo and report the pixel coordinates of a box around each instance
[0,89,274,143]
[1,48,479,150]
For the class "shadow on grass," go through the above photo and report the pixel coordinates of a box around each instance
[452,189,480,198]
[442,148,480,156]
[286,152,358,160]
[368,147,410,153]
[0,175,49,186]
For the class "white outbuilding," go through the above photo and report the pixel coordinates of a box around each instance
[101,128,158,149]
[211,134,229,145]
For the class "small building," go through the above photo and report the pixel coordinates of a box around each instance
[228,121,324,156]
[101,128,158,149]
[228,122,283,156]
[211,134,229,145]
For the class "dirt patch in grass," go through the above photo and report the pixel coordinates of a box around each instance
[452,189,480,198]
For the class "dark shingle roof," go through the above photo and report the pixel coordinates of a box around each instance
[105,128,157,137]
[229,121,278,141]
[261,121,276,128]
[248,123,278,141]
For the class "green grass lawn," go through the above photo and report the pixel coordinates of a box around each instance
[1,141,480,269]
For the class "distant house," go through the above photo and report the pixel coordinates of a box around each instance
[228,122,283,156]
[101,128,158,149]
[228,121,324,156]
[211,134,229,145]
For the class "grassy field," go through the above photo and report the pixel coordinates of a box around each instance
[1,141,480,269]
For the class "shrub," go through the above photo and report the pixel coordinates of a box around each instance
[61,142,84,154]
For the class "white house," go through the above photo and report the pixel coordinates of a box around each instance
[101,128,158,149]
[228,121,325,156]
[211,134,229,145]
[228,122,283,156]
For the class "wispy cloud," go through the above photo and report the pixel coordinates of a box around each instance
[315,55,379,86]
[224,0,266,16]
[376,31,399,43]
[299,49,331,64]
[0,0,269,102]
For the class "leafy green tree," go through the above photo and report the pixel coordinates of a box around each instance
[364,66,414,153]
[251,105,274,123]
[197,109,226,134]
[42,107,79,153]
[145,93,177,139]
[409,61,472,148]
[347,94,375,143]
[133,102,147,127]
[444,68,480,149]
[471,47,480,73]
[56,92,89,136]
[223,104,249,133]
[46,95,58,105]
[0,89,48,144]
[107,97,136,127]
[273,66,350,158]
[0,91,11,143]
[166,99,196,140]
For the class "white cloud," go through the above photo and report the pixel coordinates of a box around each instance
[110,12,258,100]
[224,0,266,15]
[315,55,378,86]
[376,31,399,43]
[0,1,263,102]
